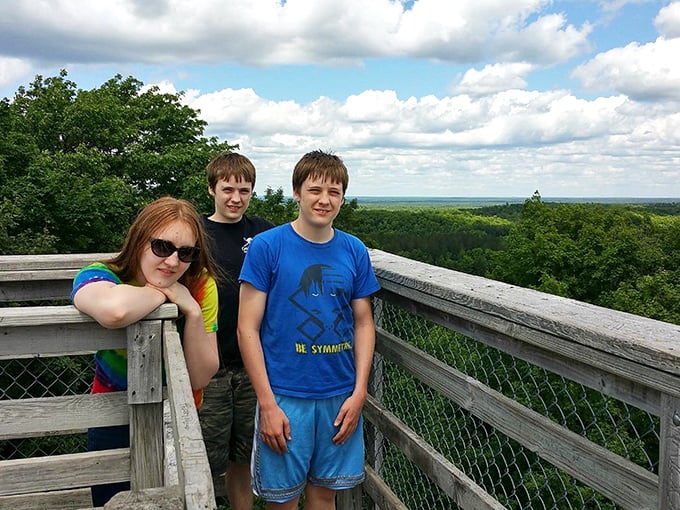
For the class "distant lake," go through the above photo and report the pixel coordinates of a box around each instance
[347,196,680,208]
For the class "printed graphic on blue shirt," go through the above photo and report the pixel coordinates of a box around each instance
[289,263,353,355]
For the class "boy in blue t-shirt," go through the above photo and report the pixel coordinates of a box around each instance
[238,150,380,508]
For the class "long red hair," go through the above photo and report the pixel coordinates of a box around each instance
[105,197,219,290]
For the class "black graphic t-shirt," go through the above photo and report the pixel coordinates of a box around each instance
[202,214,273,368]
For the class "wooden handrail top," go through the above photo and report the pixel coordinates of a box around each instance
[0,253,117,271]
[369,249,680,376]
[0,269,79,282]
[0,303,178,327]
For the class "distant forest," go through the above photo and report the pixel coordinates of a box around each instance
[337,193,680,325]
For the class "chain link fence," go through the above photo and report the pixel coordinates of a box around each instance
[365,300,659,509]
[0,355,93,460]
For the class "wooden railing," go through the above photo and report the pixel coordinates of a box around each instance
[364,249,680,510]
[2,250,680,509]
[0,255,214,509]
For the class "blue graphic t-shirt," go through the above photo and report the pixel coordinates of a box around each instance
[239,223,380,398]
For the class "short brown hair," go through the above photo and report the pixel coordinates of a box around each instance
[292,150,349,195]
[206,152,257,190]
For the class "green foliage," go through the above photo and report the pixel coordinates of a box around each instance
[347,205,512,275]
[492,191,680,323]
[607,269,680,324]
[243,189,359,228]
[247,187,298,225]
[0,70,235,254]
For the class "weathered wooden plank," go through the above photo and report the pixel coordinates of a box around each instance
[0,303,178,327]
[0,269,79,282]
[0,487,92,510]
[163,321,216,509]
[0,305,98,326]
[0,392,128,440]
[659,393,680,510]
[336,485,362,510]
[376,329,658,510]
[364,395,507,510]
[0,253,113,302]
[0,304,178,359]
[0,322,126,358]
[0,253,115,271]
[369,249,680,376]
[363,464,409,510]
[376,282,680,401]
[127,320,164,491]
[164,400,180,488]
[127,320,163,405]
[129,403,164,491]
[379,290,662,413]
[0,449,129,496]
[0,279,74,302]
[97,485,184,509]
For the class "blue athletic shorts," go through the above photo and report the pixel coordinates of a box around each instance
[251,393,365,503]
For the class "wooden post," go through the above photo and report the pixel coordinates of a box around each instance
[337,486,363,510]
[127,319,164,491]
[162,321,217,509]
[659,393,680,509]
[366,297,385,510]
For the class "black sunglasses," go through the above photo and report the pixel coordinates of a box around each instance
[149,238,201,263]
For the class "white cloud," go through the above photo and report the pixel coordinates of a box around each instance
[599,0,653,16]
[171,84,679,197]
[490,13,592,64]
[0,0,590,66]
[0,57,32,89]
[1,0,678,197]
[341,90,403,122]
[655,1,680,38]
[450,62,535,96]
[141,80,178,95]
[571,37,680,101]
[392,0,590,64]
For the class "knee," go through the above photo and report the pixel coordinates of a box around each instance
[304,484,336,504]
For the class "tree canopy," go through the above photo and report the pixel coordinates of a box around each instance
[0,70,234,254]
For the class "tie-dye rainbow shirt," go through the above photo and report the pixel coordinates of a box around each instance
[71,262,218,408]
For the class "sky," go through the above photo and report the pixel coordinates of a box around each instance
[1,0,680,198]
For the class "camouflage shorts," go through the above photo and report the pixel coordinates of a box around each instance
[198,367,257,475]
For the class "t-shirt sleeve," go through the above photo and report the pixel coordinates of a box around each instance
[192,272,219,333]
[185,272,219,410]
[239,236,271,293]
[353,242,381,299]
[71,262,121,302]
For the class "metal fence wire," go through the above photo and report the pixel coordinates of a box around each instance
[366,299,659,510]
[0,355,93,459]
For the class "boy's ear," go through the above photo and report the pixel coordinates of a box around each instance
[208,185,215,197]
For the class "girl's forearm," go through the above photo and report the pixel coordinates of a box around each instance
[181,313,219,388]
[75,283,166,329]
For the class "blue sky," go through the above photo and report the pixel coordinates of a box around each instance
[1,0,679,198]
